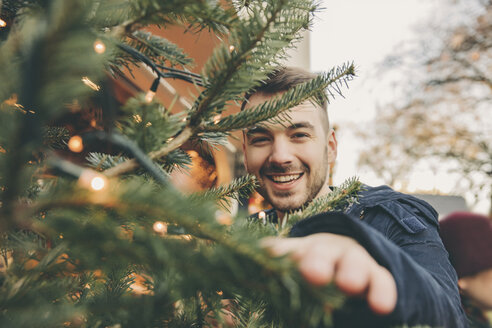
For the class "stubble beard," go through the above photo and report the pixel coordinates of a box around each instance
[257,151,329,213]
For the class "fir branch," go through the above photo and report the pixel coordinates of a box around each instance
[156,148,192,173]
[190,0,313,123]
[20,178,346,326]
[86,152,129,171]
[194,175,257,210]
[80,131,170,185]
[101,0,233,40]
[192,131,230,151]
[204,63,356,132]
[178,2,236,34]
[104,126,193,178]
[127,30,193,67]
[279,177,363,236]
[43,126,70,150]
[116,95,185,153]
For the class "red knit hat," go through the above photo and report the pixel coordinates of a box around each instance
[439,211,492,278]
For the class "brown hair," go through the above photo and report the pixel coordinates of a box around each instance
[241,66,329,129]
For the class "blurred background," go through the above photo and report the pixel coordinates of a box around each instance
[307,0,491,217]
[250,0,491,217]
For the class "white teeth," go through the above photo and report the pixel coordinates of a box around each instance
[270,174,301,183]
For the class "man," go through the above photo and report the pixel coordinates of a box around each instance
[440,212,492,327]
[242,67,467,327]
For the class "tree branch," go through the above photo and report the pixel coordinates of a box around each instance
[104,126,193,177]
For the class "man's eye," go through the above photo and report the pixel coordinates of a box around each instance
[250,137,270,144]
[292,133,309,139]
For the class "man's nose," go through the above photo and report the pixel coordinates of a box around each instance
[268,138,294,165]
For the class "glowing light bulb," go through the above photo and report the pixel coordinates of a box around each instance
[81,77,100,91]
[68,135,84,153]
[213,114,221,124]
[90,176,106,191]
[79,169,108,191]
[0,19,6,28]
[229,45,235,52]
[93,39,106,54]
[153,221,168,234]
[145,90,155,103]
[145,78,159,103]
[259,211,266,224]
[133,114,142,123]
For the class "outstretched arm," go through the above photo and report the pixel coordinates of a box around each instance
[262,233,397,315]
[263,211,467,327]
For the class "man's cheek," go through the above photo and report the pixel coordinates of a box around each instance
[246,152,265,173]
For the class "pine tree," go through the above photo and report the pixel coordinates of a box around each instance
[0,1,358,327]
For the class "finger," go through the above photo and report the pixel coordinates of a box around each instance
[366,265,397,315]
[334,247,372,295]
[260,237,302,259]
[298,249,336,286]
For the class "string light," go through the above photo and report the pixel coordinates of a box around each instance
[68,135,84,153]
[153,221,168,235]
[181,234,192,241]
[144,91,155,103]
[145,78,160,103]
[0,19,6,28]
[258,211,266,224]
[213,114,221,124]
[3,94,36,114]
[78,169,108,191]
[81,77,100,91]
[90,176,106,191]
[133,114,142,123]
[93,39,106,54]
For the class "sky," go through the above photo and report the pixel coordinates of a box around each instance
[309,0,489,214]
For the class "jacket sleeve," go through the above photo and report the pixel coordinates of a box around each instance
[289,210,468,328]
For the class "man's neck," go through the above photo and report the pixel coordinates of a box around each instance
[276,210,286,225]
[274,184,333,225]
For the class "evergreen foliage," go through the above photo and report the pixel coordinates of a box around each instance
[0,0,360,327]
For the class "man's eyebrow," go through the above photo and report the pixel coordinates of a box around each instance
[245,126,269,136]
[245,122,315,135]
[287,122,315,130]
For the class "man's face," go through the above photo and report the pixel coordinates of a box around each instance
[242,93,337,213]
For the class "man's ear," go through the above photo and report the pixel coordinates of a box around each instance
[327,129,338,164]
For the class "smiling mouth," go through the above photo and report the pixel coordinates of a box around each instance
[267,173,303,183]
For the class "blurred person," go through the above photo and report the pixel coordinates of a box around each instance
[242,66,467,327]
[440,211,492,328]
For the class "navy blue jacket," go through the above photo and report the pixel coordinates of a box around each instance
[258,185,468,327]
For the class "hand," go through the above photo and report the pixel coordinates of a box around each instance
[261,233,397,315]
